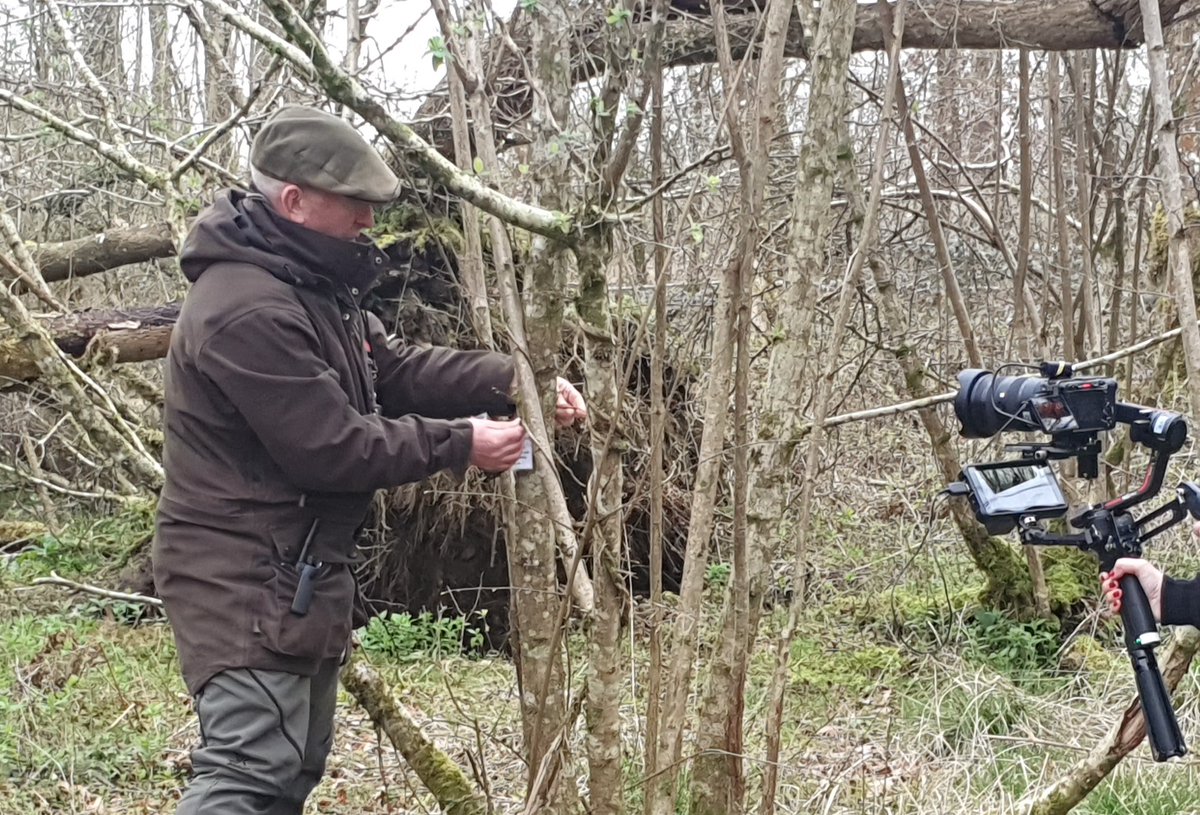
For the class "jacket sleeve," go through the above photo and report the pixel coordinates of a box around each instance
[1162,574,1200,627]
[196,305,475,492]
[367,314,515,420]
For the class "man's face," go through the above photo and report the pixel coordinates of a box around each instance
[281,184,376,240]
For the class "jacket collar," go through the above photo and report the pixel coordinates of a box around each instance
[247,191,387,301]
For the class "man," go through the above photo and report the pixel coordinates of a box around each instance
[154,105,585,814]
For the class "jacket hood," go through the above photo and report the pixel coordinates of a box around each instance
[178,188,390,296]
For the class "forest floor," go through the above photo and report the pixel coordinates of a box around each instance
[6,498,1200,814]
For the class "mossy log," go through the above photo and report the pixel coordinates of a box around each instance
[340,652,488,815]
[0,303,178,384]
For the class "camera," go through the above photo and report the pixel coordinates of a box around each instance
[955,362,1117,439]
[948,360,1196,761]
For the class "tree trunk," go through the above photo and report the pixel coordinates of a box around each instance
[28,224,176,284]
[576,238,627,815]
[0,303,179,385]
[506,1,585,810]
[412,0,1195,158]
[0,249,162,488]
[1140,0,1200,421]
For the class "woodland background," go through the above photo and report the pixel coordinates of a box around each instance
[7,0,1200,813]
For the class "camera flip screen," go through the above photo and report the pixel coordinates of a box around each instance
[1030,396,1078,433]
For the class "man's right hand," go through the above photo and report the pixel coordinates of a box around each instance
[1102,558,1165,621]
[468,417,527,472]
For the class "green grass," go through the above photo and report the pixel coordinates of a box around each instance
[1078,763,1200,814]
[6,499,1200,813]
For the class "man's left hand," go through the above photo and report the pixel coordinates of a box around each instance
[556,377,588,427]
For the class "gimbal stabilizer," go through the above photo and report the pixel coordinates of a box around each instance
[951,363,1200,761]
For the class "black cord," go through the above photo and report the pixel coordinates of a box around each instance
[987,362,1039,435]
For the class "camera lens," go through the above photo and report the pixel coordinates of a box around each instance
[954,369,1047,438]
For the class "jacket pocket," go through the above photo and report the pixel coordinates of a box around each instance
[257,519,356,661]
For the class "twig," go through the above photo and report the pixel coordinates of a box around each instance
[31,572,163,607]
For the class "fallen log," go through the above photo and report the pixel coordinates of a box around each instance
[30,223,176,283]
[0,303,179,385]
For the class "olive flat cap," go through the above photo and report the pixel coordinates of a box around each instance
[250,106,402,204]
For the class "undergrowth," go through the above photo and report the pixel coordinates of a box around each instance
[2,503,1198,813]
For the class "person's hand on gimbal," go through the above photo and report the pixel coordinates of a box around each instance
[1101,558,1165,621]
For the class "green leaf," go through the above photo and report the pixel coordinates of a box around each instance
[690,223,704,244]
[548,140,560,156]
[521,0,539,10]
[707,175,721,191]
[626,101,643,117]
[473,156,485,174]
[427,36,448,71]
[606,6,632,25]
[518,163,530,175]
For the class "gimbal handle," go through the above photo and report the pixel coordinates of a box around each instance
[1114,576,1187,760]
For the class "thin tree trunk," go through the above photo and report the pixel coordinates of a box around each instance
[835,67,1032,617]
[1048,54,1077,361]
[891,56,982,368]
[1072,54,1103,359]
[507,2,587,809]
[642,57,668,815]
[576,238,627,815]
[688,0,800,809]
[1014,49,1052,619]
[762,1,906,810]
[1140,0,1200,421]
[431,0,493,349]
[644,219,737,815]
[149,3,175,118]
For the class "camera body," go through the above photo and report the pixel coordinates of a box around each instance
[955,362,1117,439]
[953,362,1187,532]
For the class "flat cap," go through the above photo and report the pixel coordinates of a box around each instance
[250,106,402,204]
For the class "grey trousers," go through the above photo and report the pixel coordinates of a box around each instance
[176,659,341,815]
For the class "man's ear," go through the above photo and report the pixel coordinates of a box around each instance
[277,184,306,223]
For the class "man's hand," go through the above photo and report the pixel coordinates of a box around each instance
[555,377,587,428]
[468,417,527,472]
[1101,558,1165,620]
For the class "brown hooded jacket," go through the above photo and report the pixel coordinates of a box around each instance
[153,189,513,694]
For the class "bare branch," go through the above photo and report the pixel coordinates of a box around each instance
[199,0,577,242]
